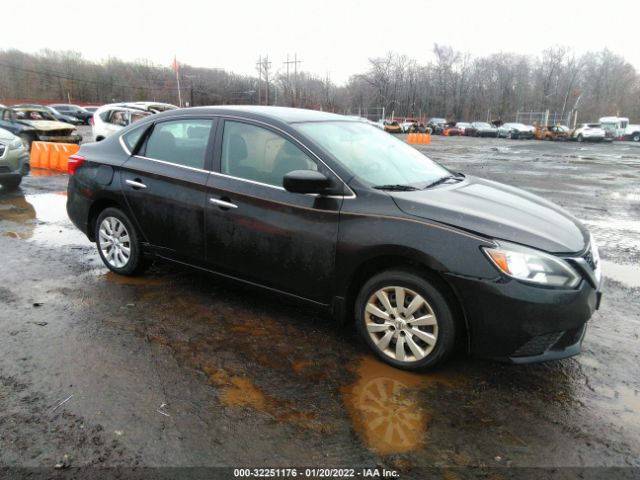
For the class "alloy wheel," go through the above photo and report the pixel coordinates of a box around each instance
[365,286,438,363]
[98,216,131,269]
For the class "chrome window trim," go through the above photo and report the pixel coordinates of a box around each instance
[118,135,132,156]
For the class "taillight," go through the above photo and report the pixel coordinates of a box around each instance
[90,115,94,126]
[68,154,86,175]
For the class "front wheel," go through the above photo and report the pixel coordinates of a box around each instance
[632,133,640,142]
[95,207,149,276]
[355,269,457,371]
[0,177,22,191]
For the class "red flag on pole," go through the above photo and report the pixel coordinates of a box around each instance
[172,55,179,73]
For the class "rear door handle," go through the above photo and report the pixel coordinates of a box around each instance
[209,198,238,209]
[126,179,147,189]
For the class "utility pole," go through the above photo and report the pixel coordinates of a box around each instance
[283,53,301,106]
[256,56,272,105]
[256,56,262,105]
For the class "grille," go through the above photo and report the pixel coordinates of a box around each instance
[0,165,11,173]
[42,130,72,137]
[512,332,564,357]
[512,325,586,357]
[553,325,586,350]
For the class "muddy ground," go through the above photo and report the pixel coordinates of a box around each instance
[0,135,639,478]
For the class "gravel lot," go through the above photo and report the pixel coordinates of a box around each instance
[0,134,638,478]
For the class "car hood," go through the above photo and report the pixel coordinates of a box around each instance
[19,120,75,131]
[390,176,588,253]
[0,128,16,141]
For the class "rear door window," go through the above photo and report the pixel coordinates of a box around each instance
[143,119,214,170]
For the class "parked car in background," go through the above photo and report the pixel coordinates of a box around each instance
[442,123,463,136]
[599,116,628,139]
[14,104,83,126]
[50,104,94,124]
[84,106,100,113]
[400,118,422,133]
[122,102,178,113]
[471,122,498,137]
[383,120,402,134]
[534,125,569,141]
[0,107,81,150]
[497,123,535,139]
[0,127,30,190]
[92,104,153,141]
[570,124,606,142]
[67,106,602,371]
[624,125,640,142]
[427,117,447,135]
[456,122,472,135]
[0,107,38,145]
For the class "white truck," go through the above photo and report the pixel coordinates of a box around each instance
[599,116,640,142]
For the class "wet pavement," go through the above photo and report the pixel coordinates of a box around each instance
[0,136,639,477]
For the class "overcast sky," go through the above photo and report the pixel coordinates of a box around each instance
[2,0,639,84]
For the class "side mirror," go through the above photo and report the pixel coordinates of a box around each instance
[283,170,335,195]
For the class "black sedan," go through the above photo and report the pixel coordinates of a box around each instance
[66,106,603,370]
[50,104,93,124]
[497,122,535,139]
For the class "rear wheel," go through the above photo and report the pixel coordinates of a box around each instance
[355,269,457,370]
[632,133,640,142]
[95,207,149,276]
[577,134,584,142]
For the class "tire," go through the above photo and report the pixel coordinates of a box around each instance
[632,133,640,142]
[95,207,150,276]
[0,177,22,191]
[577,134,584,143]
[355,268,457,371]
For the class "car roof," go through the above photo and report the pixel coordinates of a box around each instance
[172,105,348,123]
[183,106,350,124]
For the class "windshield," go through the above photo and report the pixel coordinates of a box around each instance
[295,121,449,188]
[474,122,491,128]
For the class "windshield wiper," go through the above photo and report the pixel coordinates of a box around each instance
[423,175,462,189]
[373,184,420,191]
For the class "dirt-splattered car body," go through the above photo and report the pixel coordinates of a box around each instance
[66,106,603,370]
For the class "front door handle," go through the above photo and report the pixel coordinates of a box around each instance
[126,179,147,189]
[209,198,238,209]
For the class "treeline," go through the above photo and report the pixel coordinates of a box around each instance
[1,46,638,123]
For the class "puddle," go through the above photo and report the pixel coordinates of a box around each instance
[341,356,461,456]
[600,260,640,288]
[102,271,167,286]
[0,193,90,247]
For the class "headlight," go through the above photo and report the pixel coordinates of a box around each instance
[589,233,601,283]
[483,241,581,288]
[9,138,24,150]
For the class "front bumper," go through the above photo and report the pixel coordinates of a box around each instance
[445,274,601,363]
